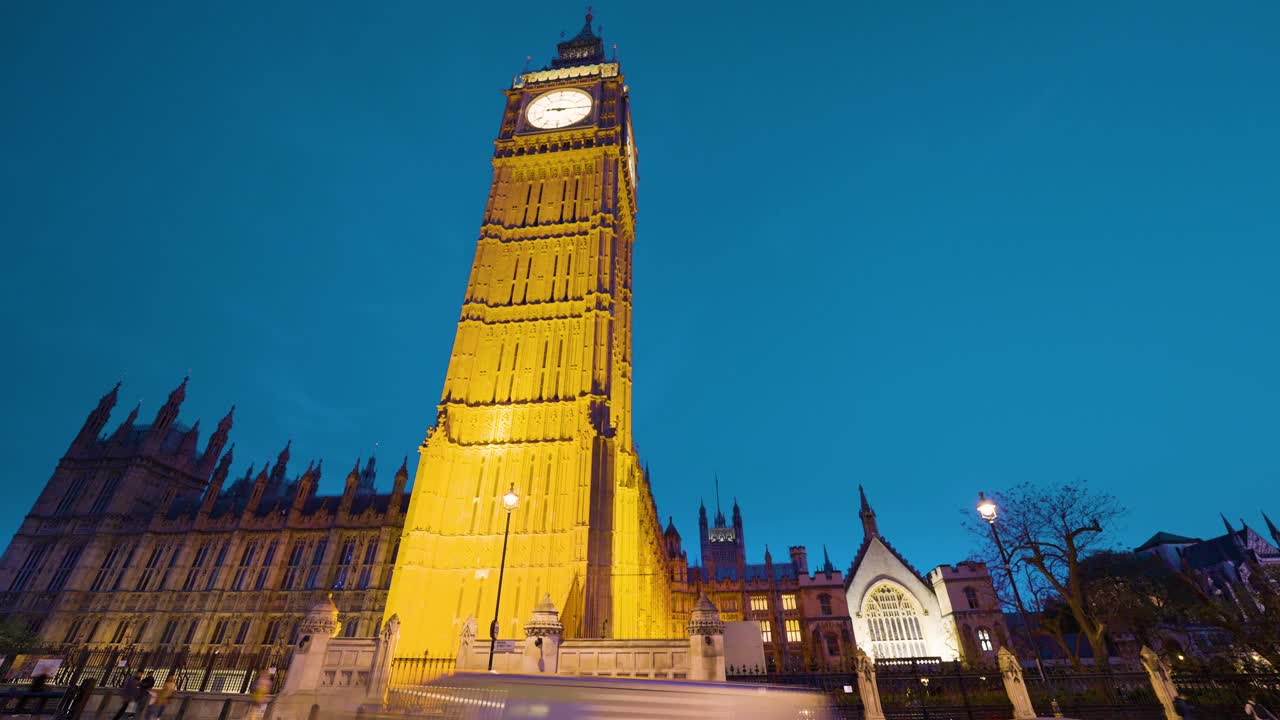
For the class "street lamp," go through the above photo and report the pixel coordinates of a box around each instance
[488,484,520,671]
[977,492,1060,716]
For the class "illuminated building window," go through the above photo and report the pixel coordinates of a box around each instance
[47,545,84,593]
[305,539,328,590]
[62,619,84,644]
[819,593,833,616]
[90,543,126,593]
[183,542,211,592]
[234,620,251,645]
[134,543,166,589]
[54,474,88,516]
[159,620,179,645]
[864,583,927,658]
[964,587,979,610]
[230,542,259,591]
[384,540,400,589]
[110,544,138,591]
[204,542,229,591]
[782,593,797,611]
[978,627,993,652]
[759,620,773,643]
[785,619,802,643]
[343,617,361,638]
[262,619,282,645]
[255,541,278,591]
[110,620,130,645]
[209,619,229,645]
[281,542,306,590]
[89,473,121,515]
[357,539,380,589]
[750,594,768,611]
[333,538,357,589]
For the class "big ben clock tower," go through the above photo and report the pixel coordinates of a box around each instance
[385,11,670,656]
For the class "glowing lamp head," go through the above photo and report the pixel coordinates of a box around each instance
[977,492,998,523]
[502,484,520,512]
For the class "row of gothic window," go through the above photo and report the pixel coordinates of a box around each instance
[60,611,379,648]
[9,535,399,595]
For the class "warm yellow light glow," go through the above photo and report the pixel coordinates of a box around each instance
[383,63,668,657]
[977,492,998,523]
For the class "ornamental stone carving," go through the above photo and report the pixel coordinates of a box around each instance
[687,593,724,636]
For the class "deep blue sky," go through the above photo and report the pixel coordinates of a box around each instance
[3,1,1278,573]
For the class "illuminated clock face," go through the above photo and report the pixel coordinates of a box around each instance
[526,89,593,129]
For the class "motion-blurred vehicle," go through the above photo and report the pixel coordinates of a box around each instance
[384,672,832,720]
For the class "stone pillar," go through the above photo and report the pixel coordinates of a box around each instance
[522,594,564,674]
[1140,646,1181,720]
[687,593,726,682]
[281,597,342,695]
[998,647,1037,720]
[369,614,400,701]
[854,649,886,720]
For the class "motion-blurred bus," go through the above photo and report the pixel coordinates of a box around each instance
[384,672,832,720]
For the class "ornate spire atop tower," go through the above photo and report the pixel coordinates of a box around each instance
[859,485,879,539]
[152,376,188,430]
[1221,513,1236,537]
[713,474,726,527]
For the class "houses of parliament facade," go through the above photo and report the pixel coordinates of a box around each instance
[0,12,1009,673]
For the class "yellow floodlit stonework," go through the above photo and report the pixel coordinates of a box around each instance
[383,18,670,657]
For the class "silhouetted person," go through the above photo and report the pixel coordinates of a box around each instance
[111,672,143,720]
[1173,695,1196,720]
[1247,698,1279,720]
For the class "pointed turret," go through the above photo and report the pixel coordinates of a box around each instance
[1222,513,1236,537]
[664,515,683,558]
[198,406,234,476]
[143,376,188,452]
[859,485,880,539]
[390,457,409,517]
[290,461,316,518]
[1264,512,1280,547]
[339,459,360,515]
[821,545,836,575]
[200,444,234,517]
[73,381,120,449]
[359,455,377,493]
[245,464,269,515]
[698,499,708,531]
[110,402,141,443]
[268,440,292,488]
[713,474,726,527]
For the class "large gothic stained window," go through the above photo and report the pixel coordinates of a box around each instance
[863,583,927,659]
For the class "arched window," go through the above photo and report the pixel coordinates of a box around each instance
[977,627,993,652]
[818,593,833,616]
[862,583,927,659]
[825,633,840,656]
[963,587,979,610]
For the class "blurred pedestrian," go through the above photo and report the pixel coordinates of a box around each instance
[148,677,177,720]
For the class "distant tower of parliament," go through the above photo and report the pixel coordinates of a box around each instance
[382,12,669,655]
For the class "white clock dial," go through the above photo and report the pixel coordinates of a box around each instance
[526,89,593,129]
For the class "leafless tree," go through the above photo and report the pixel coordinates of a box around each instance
[967,480,1125,672]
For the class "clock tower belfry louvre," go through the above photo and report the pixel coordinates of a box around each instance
[384,12,671,656]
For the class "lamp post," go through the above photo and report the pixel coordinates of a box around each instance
[488,484,520,671]
[978,492,1060,716]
